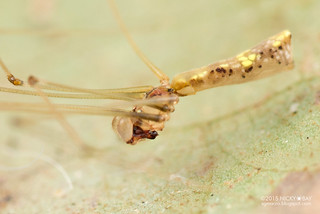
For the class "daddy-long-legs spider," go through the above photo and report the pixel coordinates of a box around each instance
[0,0,293,146]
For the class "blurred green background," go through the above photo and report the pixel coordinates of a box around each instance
[0,0,319,213]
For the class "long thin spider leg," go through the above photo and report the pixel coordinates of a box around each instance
[107,0,169,84]
[0,58,152,100]
[30,79,178,112]
[0,57,177,112]
[27,76,88,149]
[0,85,178,112]
[31,77,149,98]
[0,59,153,100]
[0,102,167,122]
[37,84,153,94]
[0,86,143,100]
[1,58,176,115]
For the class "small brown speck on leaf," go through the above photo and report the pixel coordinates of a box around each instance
[245,66,253,73]
[28,76,39,85]
[0,192,13,208]
[314,90,320,105]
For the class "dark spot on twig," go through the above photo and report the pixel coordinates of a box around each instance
[0,194,13,208]
[245,66,253,73]
[216,67,226,73]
